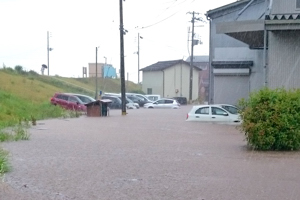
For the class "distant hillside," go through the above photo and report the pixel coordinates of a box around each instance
[0,68,142,102]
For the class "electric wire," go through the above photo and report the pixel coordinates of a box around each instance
[134,0,194,30]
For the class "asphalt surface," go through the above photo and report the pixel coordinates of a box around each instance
[1,105,300,200]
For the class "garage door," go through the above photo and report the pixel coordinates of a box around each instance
[214,75,249,105]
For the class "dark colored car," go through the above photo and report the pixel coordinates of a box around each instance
[172,97,187,105]
[126,95,144,106]
[50,93,87,111]
[126,94,152,107]
[65,93,96,104]
[101,95,122,109]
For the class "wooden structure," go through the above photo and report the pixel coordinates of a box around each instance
[85,99,112,117]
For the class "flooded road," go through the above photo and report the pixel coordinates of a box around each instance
[1,105,300,200]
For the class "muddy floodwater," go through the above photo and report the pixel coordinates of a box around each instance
[1,106,300,200]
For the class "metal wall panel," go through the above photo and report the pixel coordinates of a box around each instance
[214,75,250,105]
[271,0,300,14]
[268,31,300,89]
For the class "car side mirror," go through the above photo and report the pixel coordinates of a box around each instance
[223,113,229,116]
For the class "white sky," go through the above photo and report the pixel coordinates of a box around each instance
[0,0,236,83]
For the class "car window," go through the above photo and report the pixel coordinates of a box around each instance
[221,105,238,114]
[136,95,146,101]
[195,107,209,114]
[56,94,68,101]
[69,96,79,103]
[165,100,173,104]
[59,95,68,101]
[76,96,94,103]
[156,100,165,104]
[211,107,227,115]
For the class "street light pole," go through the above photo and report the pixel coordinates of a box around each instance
[47,31,53,76]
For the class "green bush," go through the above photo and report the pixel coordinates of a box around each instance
[0,148,11,177]
[238,87,300,151]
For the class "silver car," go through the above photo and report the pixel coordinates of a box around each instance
[144,99,180,109]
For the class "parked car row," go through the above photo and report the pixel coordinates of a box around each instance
[50,92,240,124]
[50,92,188,112]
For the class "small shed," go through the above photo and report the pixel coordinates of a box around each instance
[85,99,112,117]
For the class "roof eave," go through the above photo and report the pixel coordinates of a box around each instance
[206,0,251,18]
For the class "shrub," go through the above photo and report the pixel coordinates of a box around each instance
[238,87,300,151]
[0,148,10,177]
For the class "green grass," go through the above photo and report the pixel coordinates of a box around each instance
[0,148,10,177]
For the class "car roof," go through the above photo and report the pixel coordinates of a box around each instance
[66,93,94,98]
[213,104,237,108]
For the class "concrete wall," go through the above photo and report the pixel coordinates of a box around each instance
[163,63,199,100]
[142,71,163,96]
[142,63,199,100]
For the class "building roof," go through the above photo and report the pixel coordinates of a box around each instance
[186,55,209,63]
[206,0,251,18]
[140,59,200,72]
[185,56,209,70]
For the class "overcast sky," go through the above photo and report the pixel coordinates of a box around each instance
[0,0,236,83]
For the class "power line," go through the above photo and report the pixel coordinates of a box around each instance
[134,0,193,30]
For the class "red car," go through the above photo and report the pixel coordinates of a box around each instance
[50,93,87,111]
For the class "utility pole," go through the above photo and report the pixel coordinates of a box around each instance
[119,0,126,115]
[137,33,143,84]
[47,31,49,76]
[95,47,98,99]
[187,11,203,103]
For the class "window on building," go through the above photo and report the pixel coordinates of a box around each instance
[147,88,152,94]
[297,0,300,8]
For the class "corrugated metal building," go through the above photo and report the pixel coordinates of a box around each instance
[206,0,300,105]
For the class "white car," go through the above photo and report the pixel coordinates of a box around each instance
[144,99,180,109]
[186,104,241,123]
[145,94,161,101]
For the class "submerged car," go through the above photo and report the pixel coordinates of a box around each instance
[65,93,96,104]
[144,98,180,109]
[101,95,138,109]
[145,94,161,101]
[50,93,87,111]
[186,104,241,123]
